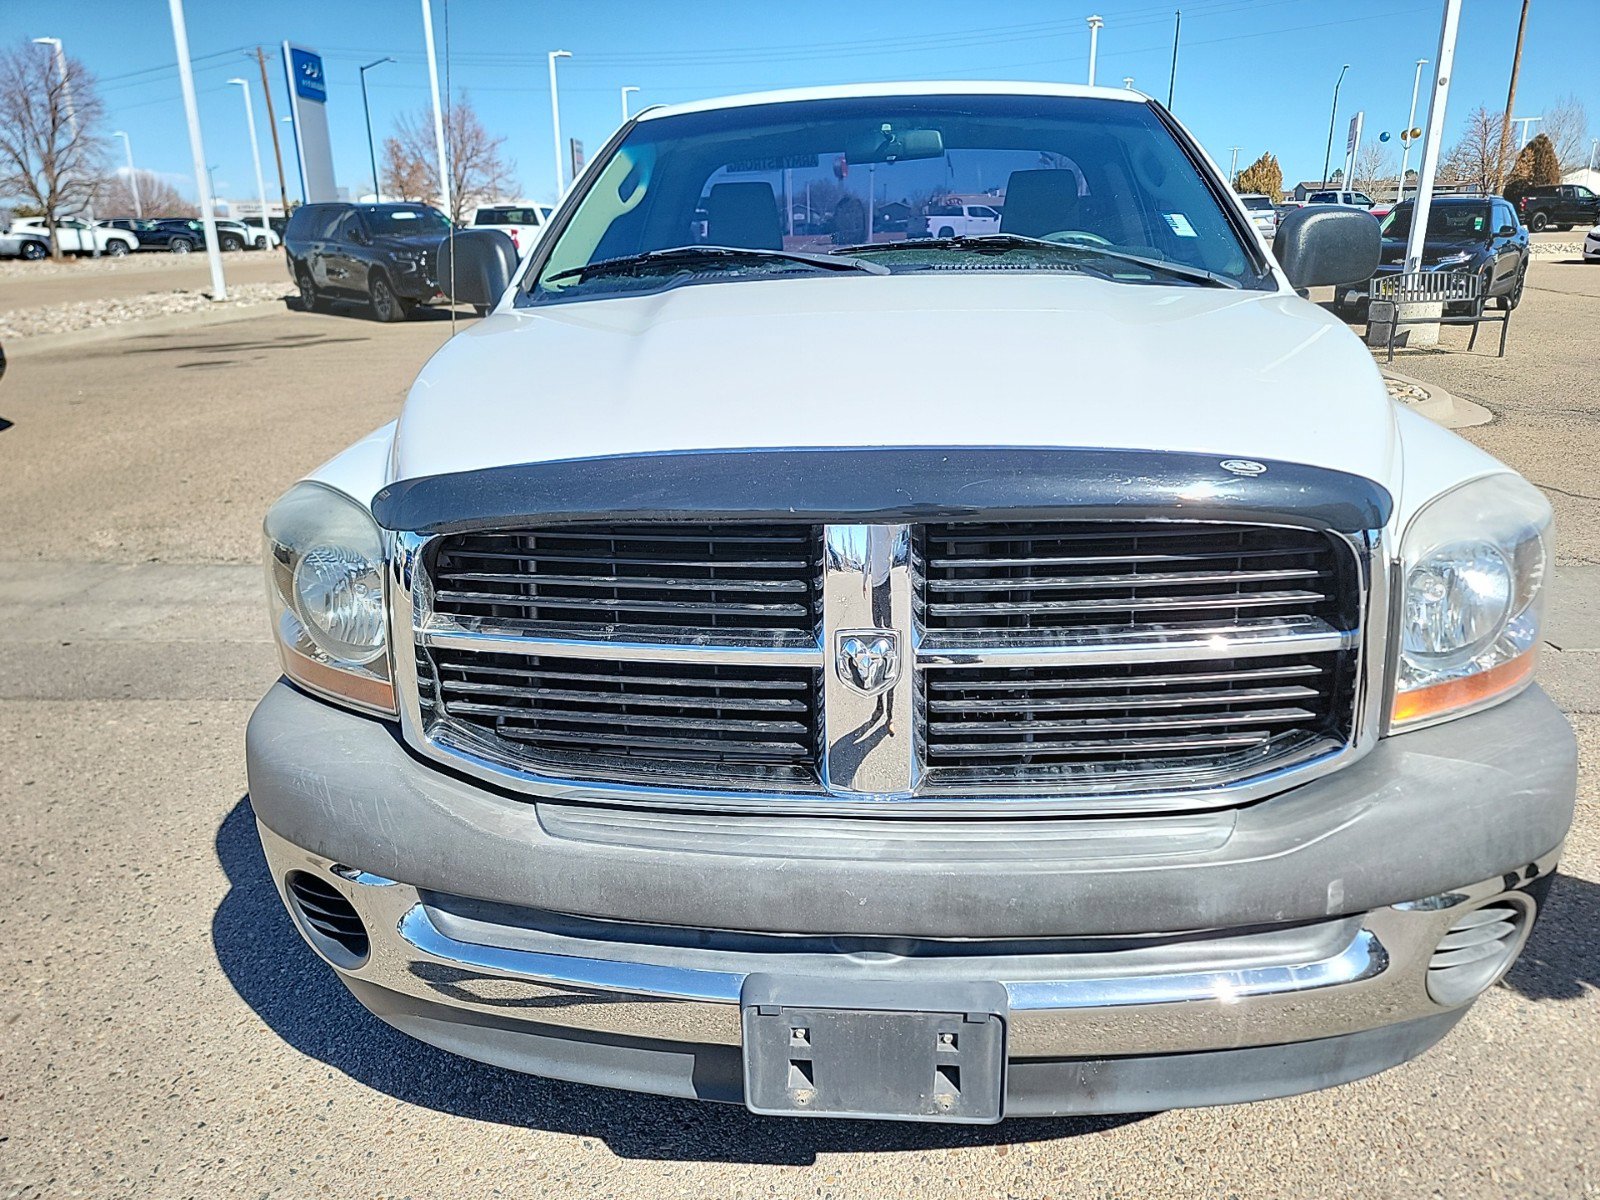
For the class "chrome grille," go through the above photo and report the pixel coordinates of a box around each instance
[431,524,823,637]
[402,515,1369,810]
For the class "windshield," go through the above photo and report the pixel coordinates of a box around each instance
[526,93,1267,303]
[1382,203,1491,242]
[359,205,449,237]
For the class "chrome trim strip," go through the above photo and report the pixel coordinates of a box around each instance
[917,620,1357,668]
[821,524,919,797]
[422,624,822,667]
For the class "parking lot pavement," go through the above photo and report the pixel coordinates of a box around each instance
[1,274,1598,1199]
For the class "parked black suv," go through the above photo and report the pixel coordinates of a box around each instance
[283,202,450,321]
[1334,195,1529,314]
[101,217,223,254]
[1515,184,1600,232]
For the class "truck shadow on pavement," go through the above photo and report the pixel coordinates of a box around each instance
[1503,870,1600,1002]
[211,797,1142,1161]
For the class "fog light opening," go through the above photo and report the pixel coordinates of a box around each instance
[1425,891,1534,1007]
[285,870,371,969]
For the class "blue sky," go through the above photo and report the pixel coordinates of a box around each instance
[5,0,1596,207]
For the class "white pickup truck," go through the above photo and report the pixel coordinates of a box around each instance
[923,199,1002,237]
[247,82,1573,1124]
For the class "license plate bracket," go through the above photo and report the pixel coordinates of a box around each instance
[741,976,1008,1123]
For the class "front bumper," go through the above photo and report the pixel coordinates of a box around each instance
[247,681,1575,1118]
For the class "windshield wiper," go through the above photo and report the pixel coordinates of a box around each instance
[834,234,1239,288]
[547,244,888,284]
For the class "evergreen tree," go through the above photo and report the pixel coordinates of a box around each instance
[1235,152,1284,204]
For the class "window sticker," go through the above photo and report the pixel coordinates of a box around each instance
[1163,212,1198,237]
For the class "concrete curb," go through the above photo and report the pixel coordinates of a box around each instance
[1381,367,1493,430]
[6,297,291,358]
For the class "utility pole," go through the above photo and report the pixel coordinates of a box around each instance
[1397,58,1427,204]
[228,78,271,246]
[549,50,572,197]
[1494,0,1530,193]
[113,131,140,217]
[167,0,225,298]
[253,47,290,216]
[421,0,452,218]
[360,57,395,202]
[1322,64,1351,189]
[1086,15,1103,87]
[1167,9,1181,109]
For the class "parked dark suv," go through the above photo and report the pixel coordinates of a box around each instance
[1334,195,1529,314]
[283,202,450,321]
[1515,184,1600,232]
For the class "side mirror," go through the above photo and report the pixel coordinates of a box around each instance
[348,227,370,246]
[436,228,517,308]
[1273,206,1381,290]
[1496,225,1517,237]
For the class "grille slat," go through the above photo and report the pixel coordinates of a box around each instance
[927,684,1321,713]
[926,589,1329,618]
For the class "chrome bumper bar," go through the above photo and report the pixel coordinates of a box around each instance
[258,821,1552,1059]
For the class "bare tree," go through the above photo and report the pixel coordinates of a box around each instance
[93,168,195,219]
[1443,106,1517,196]
[1542,94,1591,176]
[382,92,515,222]
[0,40,108,258]
[1352,142,1396,195]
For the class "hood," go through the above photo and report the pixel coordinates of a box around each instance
[374,231,448,251]
[1380,236,1486,263]
[391,273,1398,490]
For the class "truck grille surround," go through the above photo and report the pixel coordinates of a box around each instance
[402,517,1372,813]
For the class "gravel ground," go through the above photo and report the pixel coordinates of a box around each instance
[0,247,262,280]
[0,266,1597,1198]
[0,282,291,339]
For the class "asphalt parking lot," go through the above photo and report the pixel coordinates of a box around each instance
[2,253,1598,1198]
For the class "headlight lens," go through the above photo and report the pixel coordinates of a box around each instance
[264,481,395,715]
[1392,473,1551,729]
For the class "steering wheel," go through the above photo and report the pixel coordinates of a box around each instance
[1040,230,1114,247]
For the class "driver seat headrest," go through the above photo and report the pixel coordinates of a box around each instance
[706,182,783,250]
[1001,170,1082,239]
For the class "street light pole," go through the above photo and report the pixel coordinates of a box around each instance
[1397,58,1427,204]
[1321,64,1351,190]
[228,78,271,246]
[1229,146,1242,187]
[113,131,141,218]
[1122,76,1134,90]
[1085,15,1103,87]
[360,57,395,202]
[620,85,639,122]
[166,0,226,298]
[420,0,452,218]
[549,50,572,197]
[34,36,99,258]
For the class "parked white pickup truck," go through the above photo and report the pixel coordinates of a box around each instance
[923,199,1002,236]
[16,217,137,256]
[248,82,1573,1124]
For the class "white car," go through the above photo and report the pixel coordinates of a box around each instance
[17,217,137,256]
[246,81,1573,1124]
[923,200,1001,237]
[469,204,552,255]
[1237,192,1278,239]
[219,219,280,250]
[1584,223,1599,262]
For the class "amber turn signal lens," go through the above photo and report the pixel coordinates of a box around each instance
[1391,648,1537,726]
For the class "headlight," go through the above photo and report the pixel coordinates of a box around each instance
[263,481,395,715]
[1392,473,1550,729]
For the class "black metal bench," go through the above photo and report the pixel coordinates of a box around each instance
[1365,270,1511,362]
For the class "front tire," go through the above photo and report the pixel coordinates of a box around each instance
[170,238,193,254]
[297,271,323,312]
[220,235,244,252]
[369,274,413,323]
[254,236,269,250]
[20,241,46,261]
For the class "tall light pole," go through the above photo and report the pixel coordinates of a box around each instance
[1085,16,1103,87]
[1321,64,1351,189]
[1122,76,1134,90]
[112,131,141,218]
[227,78,271,245]
[1397,58,1427,204]
[549,50,572,197]
[620,85,639,122]
[33,36,99,258]
[1406,0,1461,282]
[1590,138,1599,172]
[166,0,225,297]
[360,57,395,202]
[420,0,452,217]
[1229,146,1242,186]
